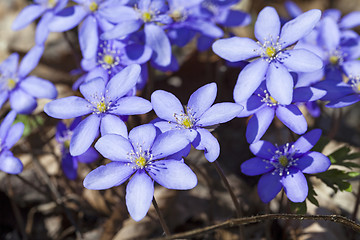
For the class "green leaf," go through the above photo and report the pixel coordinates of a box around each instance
[307,181,319,207]
[311,136,330,153]
[290,201,307,214]
[315,169,359,193]
[327,146,360,169]
[14,114,45,137]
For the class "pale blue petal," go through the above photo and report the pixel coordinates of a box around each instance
[44,96,92,119]
[276,105,307,134]
[20,76,57,99]
[188,20,223,39]
[149,160,197,189]
[0,53,19,73]
[236,95,265,117]
[18,45,44,78]
[79,15,99,59]
[35,12,52,45]
[95,134,133,162]
[296,152,330,174]
[129,124,156,151]
[343,60,360,76]
[79,77,105,103]
[99,5,138,23]
[319,17,340,52]
[284,1,303,18]
[197,102,243,127]
[187,82,217,119]
[282,49,323,72]
[110,96,152,115]
[193,128,220,162]
[10,88,37,114]
[339,11,360,29]
[12,4,46,30]
[0,91,8,110]
[292,129,322,155]
[48,6,87,32]
[249,140,277,159]
[101,20,142,40]
[326,95,360,108]
[100,114,128,137]
[0,110,17,140]
[241,157,274,176]
[293,87,326,102]
[255,7,281,43]
[62,152,77,180]
[0,151,23,174]
[246,107,275,143]
[151,90,183,122]
[282,167,308,202]
[4,123,24,149]
[266,62,293,105]
[75,147,99,163]
[145,23,171,67]
[257,172,282,203]
[151,130,190,159]
[126,171,154,221]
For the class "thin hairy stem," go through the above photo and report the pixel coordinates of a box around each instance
[152,196,171,236]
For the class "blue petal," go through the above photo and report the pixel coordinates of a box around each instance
[83,161,135,190]
[35,12,52,45]
[319,17,340,52]
[255,7,281,43]
[193,128,220,162]
[12,4,46,30]
[241,157,274,176]
[110,96,152,115]
[276,105,307,135]
[0,110,17,140]
[48,6,87,32]
[75,147,99,163]
[187,20,223,39]
[70,114,100,156]
[257,172,282,203]
[0,53,19,73]
[343,60,360,76]
[212,37,260,62]
[236,95,265,117]
[326,94,360,108]
[79,15,99,59]
[4,123,24,149]
[339,11,360,29]
[95,134,133,161]
[292,129,322,155]
[284,1,303,18]
[246,107,275,143]
[105,64,141,101]
[293,87,326,102]
[98,5,138,23]
[153,120,177,133]
[100,114,128,137]
[151,90,183,122]
[217,10,251,27]
[280,9,321,47]
[62,153,78,180]
[282,167,308,202]
[0,91,8,110]
[151,130,190,159]
[10,88,37,114]
[249,140,277,159]
[79,77,105,103]
[266,62,293,105]
[129,124,156,151]
[187,83,217,119]
[18,45,44,78]
[123,44,153,65]
[296,152,330,174]
[44,96,92,119]
[233,59,269,103]
[126,170,154,221]
[282,49,323,72]
[0,151,23,174]
[20,76,57,99]
[197,102,243,127]
[149,160,197,189]
[145,23,171,67]
[101,20,142,40]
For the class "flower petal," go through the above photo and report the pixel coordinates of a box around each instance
[79,15,99,59]
[292,129,322,155]
[255,7,281,43]
[75,147,99,163]
[326,94,360,108]
[0,151,23,174]
[187,82,217,119]
[276,105,307,135]
[129,124,156,151]
[79,77,105,103]
[246,107,275,143]
[233,59,269,103]
[212,37,260,62]
[241,157,274,176]
[126,170,154,221]
[100,114,128,137]
[44,96,92,119]
[151,90,183,122]
[144,23,171,67]
[18,45,44,78]
[197,102,243,127]
[151,130,190,159]
[48,6,87,32]
[257,172,282,203]
[12,4,46,30]
[20,76,57,99]
[148,160,197,189]
[0,53,19,73]
[280,9,321,47]
[4,123,24,149]
[101,20,142,40]
[339,11,360,29]
[293,87,327,102]
[70,114,100,156]
[110,96,152,115]
[62,153,78,180]
[319,17,340,52]
[10,88,37,114]
[250,140,277,159]
[99,5,138,23]
[296,152,331,174]
[282,167,308,202]
[95,134,133,162]
[0,110,17,140]
[83,162,135,190]
[237,95,265,117]
[266,62,293,105]
[282,49,323,72]
[193,128,220,162]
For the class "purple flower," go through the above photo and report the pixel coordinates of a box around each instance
[151,82,243,162]
[44,64,152,156]
[212,6,323,105]
[0,111,24,174]
[0,49,57,114]
[237,81,326,143]
[83,124,197,221]
[12,0,68,45]
[241,129,331,203]
[56,118,99,180]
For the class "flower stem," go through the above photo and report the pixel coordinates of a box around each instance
[152,196,171,236]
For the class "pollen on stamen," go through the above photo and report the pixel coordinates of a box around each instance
[259,90,278,107]
[97,42,121,74]
[258,36,282,62]
[173,106,197,129]
[47,0,57,8]
[7,78,17,90]
[89,1,98,12]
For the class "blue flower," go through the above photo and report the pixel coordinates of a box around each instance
[12,0,68,45]
[0,49,57,114]
[212,6,323,105]
[83,124,197,221]
[237,81,326,143]
[44,64,152,156]
[151,82,243,162]
[56,118,99,180]
[241,129,331,203]
[0,111,24,174]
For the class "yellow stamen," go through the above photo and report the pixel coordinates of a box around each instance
[329,55,339,65]
[269,96,278,104]
[103,54,114,65]
[279,155,288,167]
[7,78,16,90]
[89,1,98,12]
[142,12,152,22]
[97,101,107,113]
[170,10,182,21]
[266,46,276,58]
[48,0,57,8]
[135,156,146,168]
[182,118,193,129]
[64,140,71,149]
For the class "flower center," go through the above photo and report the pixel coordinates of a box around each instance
[7,78,17,90]
[128,145,153,170]
[135,156,147,168]
[103,54,114,65]
[266,46,276,58]
[170,10,184,22]
[96,101,107,113]
[64,139,71,149]
[278,155,288,167]
[47,0,57,8]
[349,76,360,94]
[264,143,299,176]
[142,12,152,22]
[89,1,98,12]
[259,90,278,107]
[329,55,339,65]
[174,106,197,129]
[97,41,121,74]
[259,36,282,62]
[182,117,193,129]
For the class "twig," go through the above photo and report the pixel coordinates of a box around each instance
[152,214,360,240]
[152,197,171,236]
[15,174,49,197]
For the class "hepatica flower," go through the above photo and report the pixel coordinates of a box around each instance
[83,124,197,221]
[44,64,152,156]
[241,129,330,203]
[0,111,24,174]
[56,118,99,180]
[0,49,57,114]
[212,6,323,105]
[151,83,243,162]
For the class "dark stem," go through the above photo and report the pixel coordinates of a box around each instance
[152,214,360,240]
[152,196,171,236]
[350,181,360,240]
[15,174,49,197]
[328,108,342,140]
